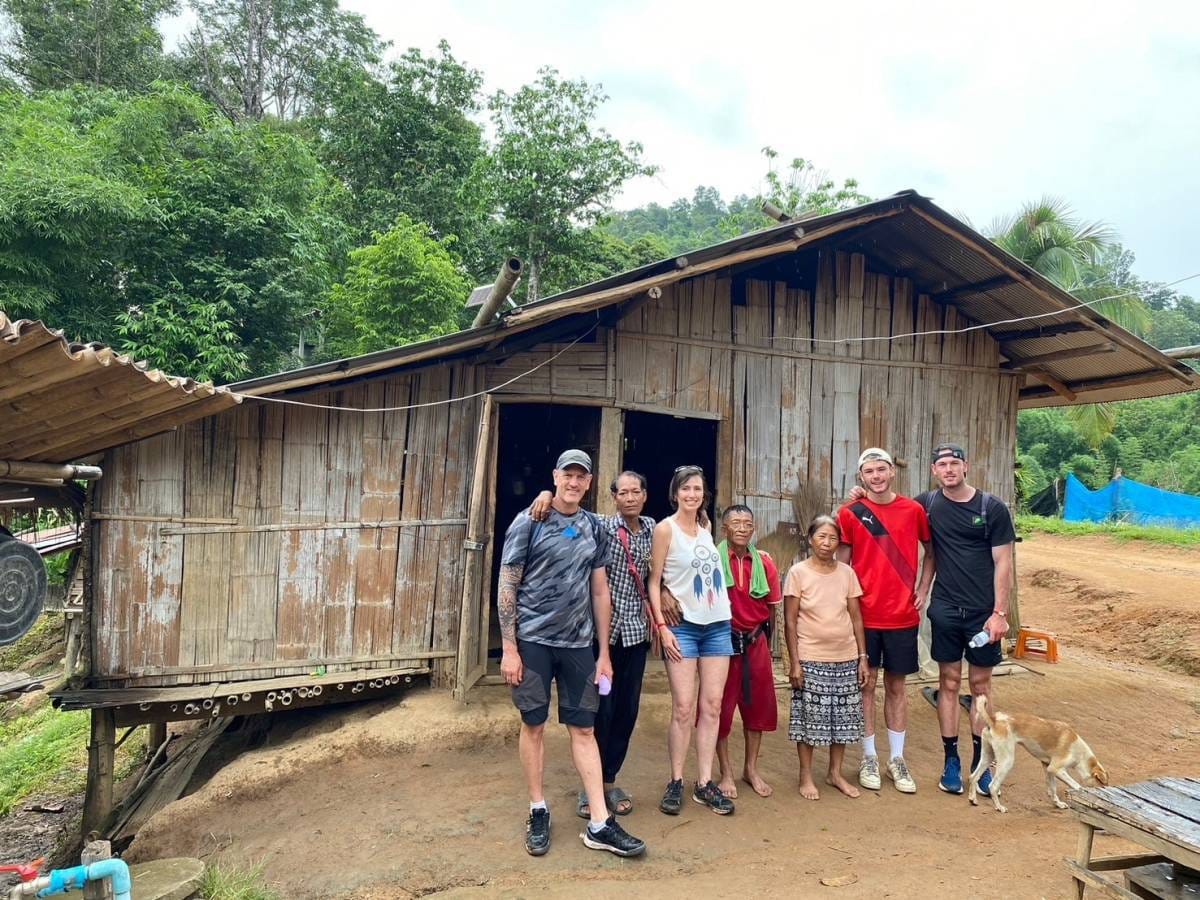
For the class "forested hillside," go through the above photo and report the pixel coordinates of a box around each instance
[1,0,1197,500]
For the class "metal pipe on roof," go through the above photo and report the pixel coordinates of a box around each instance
[0,461,102,482]
[470,258,524,328]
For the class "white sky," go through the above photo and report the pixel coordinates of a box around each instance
[180,0,1200,287]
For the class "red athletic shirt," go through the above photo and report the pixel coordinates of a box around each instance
[836,495,931,630]
[725,547,782,633]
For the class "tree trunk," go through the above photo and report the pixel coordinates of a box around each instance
[526,234,540,303]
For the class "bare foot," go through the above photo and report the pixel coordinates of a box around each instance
[798,776,820,800]
[717,776,738,799]
[742,771,773,797]
[825,772,861,799]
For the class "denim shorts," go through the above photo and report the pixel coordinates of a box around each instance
[669,619,733,658]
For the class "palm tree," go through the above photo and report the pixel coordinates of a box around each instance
[989,197,1147,448]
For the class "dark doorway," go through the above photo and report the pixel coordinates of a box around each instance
[622,411,719,524]
[487,403,601,658]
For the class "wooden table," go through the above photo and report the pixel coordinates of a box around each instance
[1065,778,1200,899]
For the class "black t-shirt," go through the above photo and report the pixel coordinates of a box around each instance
[915,489,1015,612]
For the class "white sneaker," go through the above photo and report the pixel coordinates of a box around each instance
[887,756,917,794]
[858,755,881,790]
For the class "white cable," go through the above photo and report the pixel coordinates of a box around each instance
[772,272,1200,345]
[241,318,600,412]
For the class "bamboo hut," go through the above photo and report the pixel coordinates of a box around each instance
[3,191,1195,832]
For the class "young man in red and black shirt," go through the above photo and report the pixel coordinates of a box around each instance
[837,448,935,794]
[714,505,782,799]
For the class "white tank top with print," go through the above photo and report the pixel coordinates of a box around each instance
[662,516,731,625]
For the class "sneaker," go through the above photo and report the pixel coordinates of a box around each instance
[581,816,646,857]
[977,767,993,797]
[858,756,881,790]
[692,780,735,815]
[525,808,551,856]
[659,778,684,815]
[939,756,964,795]
[887,756,917,794]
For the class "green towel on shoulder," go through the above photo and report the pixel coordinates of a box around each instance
[718,540,769,598]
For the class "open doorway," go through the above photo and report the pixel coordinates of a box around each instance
[487,403,601,659]
[622,411,719,524]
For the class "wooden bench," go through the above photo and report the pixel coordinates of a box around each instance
[1065,778,1200,899]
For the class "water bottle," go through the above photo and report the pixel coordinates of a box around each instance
[968,630,991,649]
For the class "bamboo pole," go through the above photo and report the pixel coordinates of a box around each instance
[471,258,524,328]
[0,460,103,481]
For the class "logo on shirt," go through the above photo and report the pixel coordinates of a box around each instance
[971,515,985,527]
[860,513,875,525]
[562,525,579,539]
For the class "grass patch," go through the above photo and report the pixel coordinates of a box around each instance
[1017,514,1200,547]
[0,612,64,673]
[200,863,281,900]
[0,704,89,815]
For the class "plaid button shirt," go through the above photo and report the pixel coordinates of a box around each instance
[603,514,655,647]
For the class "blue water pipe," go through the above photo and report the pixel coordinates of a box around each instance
[34,859,130,900]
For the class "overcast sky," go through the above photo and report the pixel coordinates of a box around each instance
[167,1,1199,287]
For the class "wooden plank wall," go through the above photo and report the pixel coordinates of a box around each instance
[94,363,479,688]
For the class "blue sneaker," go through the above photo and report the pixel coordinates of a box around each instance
[977,767,993,797]
[939,756,964,794]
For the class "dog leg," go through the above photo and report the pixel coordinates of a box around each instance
[1044,767,1066,810]
[1047,766,1080,810]
[967,732,993,807]
[989,746,1013,814]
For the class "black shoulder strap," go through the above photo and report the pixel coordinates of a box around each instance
[979,491,991,541]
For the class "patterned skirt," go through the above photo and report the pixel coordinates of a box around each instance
[788,659,864,746]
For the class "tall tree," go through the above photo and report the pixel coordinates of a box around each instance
[310,42,490,272]
[484,67,654,302]
[174,0,382,120]
[0,84,349,380]
[0,0,176,90]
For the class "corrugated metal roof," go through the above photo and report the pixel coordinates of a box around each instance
[229,192,1197,408]
[0,314,241,464]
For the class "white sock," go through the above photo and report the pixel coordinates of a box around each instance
[862,734,877,758]
[588,818,608,833]
[530,800,547,812]
[888,729,906,760]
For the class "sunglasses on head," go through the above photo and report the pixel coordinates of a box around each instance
[674,465,704,474]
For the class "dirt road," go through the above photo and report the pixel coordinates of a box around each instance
[127,533,1200,899]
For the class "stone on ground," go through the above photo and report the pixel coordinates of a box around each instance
[127,857,204,900]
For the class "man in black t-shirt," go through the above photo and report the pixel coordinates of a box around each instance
[916,443,1015,799]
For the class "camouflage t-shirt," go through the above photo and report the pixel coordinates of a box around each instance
[501,507,610,649]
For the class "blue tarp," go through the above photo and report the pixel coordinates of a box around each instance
[1063,472,1200,528]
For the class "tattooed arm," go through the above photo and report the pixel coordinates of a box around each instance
[498,564,524,686]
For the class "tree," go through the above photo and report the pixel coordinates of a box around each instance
[320,215,469,360]
[0,84,349,380]
[174,0,382,120]
[0,0,176,90]
[310,42,490,271]
[484,67,655,302]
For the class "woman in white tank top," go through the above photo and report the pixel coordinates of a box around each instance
[647,466,735,815]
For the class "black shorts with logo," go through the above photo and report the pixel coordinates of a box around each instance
[928,603,1002,667]
[864,625,920,675]
[511,639,599,727]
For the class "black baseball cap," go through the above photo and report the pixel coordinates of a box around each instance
[931,443,967,463]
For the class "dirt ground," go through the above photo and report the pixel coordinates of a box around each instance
[119,534,1199,898]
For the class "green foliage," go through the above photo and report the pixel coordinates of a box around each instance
[0,0,177,91]
[0,612,62,673]
[310,42,490,270]
[484,67,655,301]
[0,705,89,815]
[320,216,469,360]
[200,863,280,900]
[758,147,872,219]
[173,0,383,120]
[1017,513,1200,547]
[0,83,349,379]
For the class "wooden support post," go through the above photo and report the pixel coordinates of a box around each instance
[147,721,167,753]
[596,407,623,517]
[82,708,116,838]
[1074,821,1096,900]
[81,839,113,900]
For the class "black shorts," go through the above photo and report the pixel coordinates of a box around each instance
[928,604,1002,668]
[511,640,599,727]
[864,626,919,675]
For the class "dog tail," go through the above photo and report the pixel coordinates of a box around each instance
[975,694,996,729]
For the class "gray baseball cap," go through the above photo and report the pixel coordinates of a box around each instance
[555,449,593,473]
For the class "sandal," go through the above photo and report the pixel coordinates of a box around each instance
[604,786,633,816]
[576,790,590,819]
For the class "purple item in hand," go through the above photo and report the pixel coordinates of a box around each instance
[598,674,612,696]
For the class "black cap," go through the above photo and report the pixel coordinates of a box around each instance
[555,449,593,473]
[931,443,966,463]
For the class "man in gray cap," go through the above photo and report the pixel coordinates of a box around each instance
[498,449,646,858]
